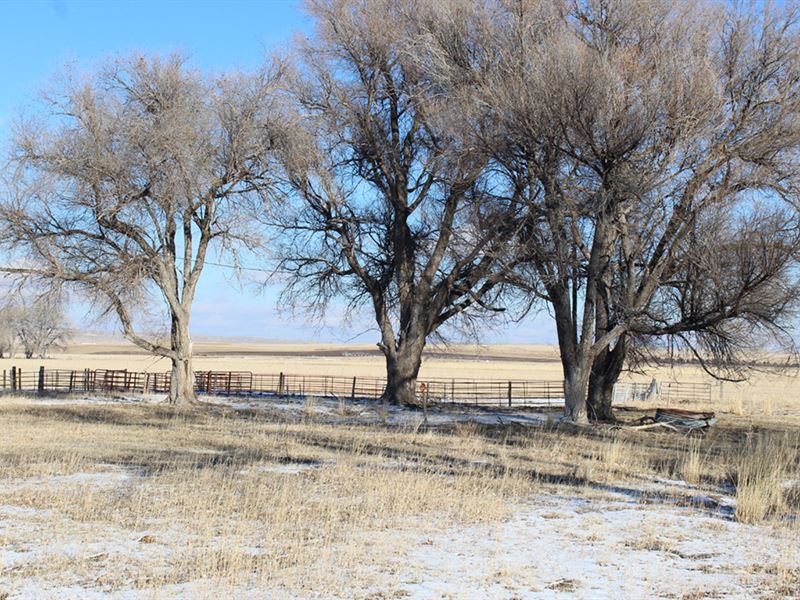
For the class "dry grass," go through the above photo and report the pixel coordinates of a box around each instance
[0,396,798,596]
[678,437,704,485]
[733,433,799,524]
[0,400,534,595]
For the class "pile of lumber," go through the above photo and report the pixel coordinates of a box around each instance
[615,408,716,433]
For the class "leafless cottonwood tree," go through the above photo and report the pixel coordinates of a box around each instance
[0,302,20,358]
[1,54,285,403]
[274,0,526,404]
[463,0,800,422]
[586,203,800,419]
[14,294,72,359]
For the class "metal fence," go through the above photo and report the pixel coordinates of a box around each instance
[195,371,565,407]
[0,365,713,407]
[1,367,173,395]
[659,381,713,405]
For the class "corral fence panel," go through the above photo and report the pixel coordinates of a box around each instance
[0,366,713,407]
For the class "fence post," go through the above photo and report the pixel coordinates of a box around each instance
[351,376,356,401]
[423,384,428,425]
[278,372,284,396]
[2,369,5,391]
[508,381,512,408]
[38,366,45,394]
[451,378,455,402]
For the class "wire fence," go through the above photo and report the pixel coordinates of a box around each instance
[0,366,713,407]
[612,380,713,405]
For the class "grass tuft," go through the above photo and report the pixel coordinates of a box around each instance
[733,433,797,524]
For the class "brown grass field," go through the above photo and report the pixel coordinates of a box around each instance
[1,341,799,598]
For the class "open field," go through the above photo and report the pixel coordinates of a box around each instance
[2,341,799,417]
[1,341,565,379]
[0,394,798,598]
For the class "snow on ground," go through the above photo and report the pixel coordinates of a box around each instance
[15,390,558,425]
[380,491,798,600]
[17,390,559,427]
[202,392,558,427]
[2,468,138,494]
[1,394,798,598]
[1,483,797,599]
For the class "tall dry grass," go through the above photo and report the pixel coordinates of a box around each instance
[678,437,704,485]
[733,433,799,524]
[0,401,534,595]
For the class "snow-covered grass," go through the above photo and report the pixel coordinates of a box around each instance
[0,394,798,598]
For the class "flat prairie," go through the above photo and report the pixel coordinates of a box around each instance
[1,340,799,598]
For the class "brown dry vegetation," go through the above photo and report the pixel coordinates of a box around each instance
[0,393,798,597]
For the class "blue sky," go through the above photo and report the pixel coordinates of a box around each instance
[0,0,555,343]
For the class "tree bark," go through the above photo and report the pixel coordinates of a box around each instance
[550,288,591,424]
[587,337,626,422]
[168,313,195,404]
[381,344,424,406]
[563,364,590,424]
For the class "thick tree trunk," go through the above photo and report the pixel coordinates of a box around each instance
[587,338,626,422]
[381,345,424,406]
[168,313,195,404]
[563,364,590,424]
[551,293,591,424]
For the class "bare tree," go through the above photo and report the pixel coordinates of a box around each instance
[586,203,800,420]
[0,302,19,358]
[466,0,800,421]
[274,0,525,404]
[1,54,285,403]
[15,294,72,359]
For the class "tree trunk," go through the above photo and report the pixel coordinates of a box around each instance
[587,337,626,422]
[551,292,591,425]
[563,364,590,424]
[381,345,424,406]
[168,313,195,404]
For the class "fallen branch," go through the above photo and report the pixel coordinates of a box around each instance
[610,421,681,433]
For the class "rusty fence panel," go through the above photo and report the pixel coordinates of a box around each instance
[0,366,713,408]
[660,381,713,405]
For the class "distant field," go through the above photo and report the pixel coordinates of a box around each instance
[1,340,798,417]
